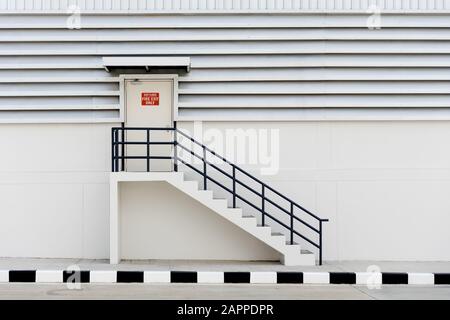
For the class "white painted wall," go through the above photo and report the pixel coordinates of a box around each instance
[0,122,449,262]
[178,121,450,261]
[0,123,112,259]
[119,181,279,261]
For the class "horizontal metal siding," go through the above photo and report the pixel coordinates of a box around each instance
[0,13,450,122]
[6,54,450,68]
[5,28,450,41]
[5,15,450,29]
[2,0,450,12]
[7,41,450,55]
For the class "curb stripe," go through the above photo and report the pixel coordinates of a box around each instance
[224,272,250,283]
[408,273,434,285]
[63,271,90,283]
[36,270,63,283]
[355,272,382,285]
[276,272,303,284]
[116,271,144,283]
[250,272,277,284]
[434,273,450,285]
[1,270,448,285]
[9,270,36,283]
[382,272,408,285]
[171,271,197,283]
[197,271,224,284]
[0,270,9,283]
[144,271,170,283]
[303,272,330,284]
[90,270,117,283]
[330,272,356,284]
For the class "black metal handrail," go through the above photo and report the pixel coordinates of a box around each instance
[112,125,329,265]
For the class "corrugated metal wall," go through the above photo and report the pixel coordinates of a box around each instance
[1,9,450,122]
[2,0,450,12]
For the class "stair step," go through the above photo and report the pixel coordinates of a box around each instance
[212,198,228,207]
[183,180,199,191]
[271,232,285,237]
[242,217,258,228]
[253,225,272,237]
[226,208,243,219]
[197,190,213,198]
[173,172,184,182]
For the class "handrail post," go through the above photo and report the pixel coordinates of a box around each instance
[261,185,265,226]
[146,129,150,172]
[111,128,115,172]
[203,146,207,190]
[173,123,178,172]
[290,202,294,245]
[114,129,119,173]
[319,220,323,266]
[232,166,236,208]
[121,123,125,171]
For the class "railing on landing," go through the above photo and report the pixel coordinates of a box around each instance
[111,125,329,265]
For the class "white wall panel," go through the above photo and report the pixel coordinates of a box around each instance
[1,121,450,261]
[0,124,112,259]
[176,121,450,261]
[0,183,84,258]
[0,124,112,171]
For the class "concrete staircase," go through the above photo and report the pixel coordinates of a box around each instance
[112,171,315,266]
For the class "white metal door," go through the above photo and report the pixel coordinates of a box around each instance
[124,79,174,172]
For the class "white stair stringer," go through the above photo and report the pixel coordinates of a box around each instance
[163,172,316,266]
[110,171,315,266]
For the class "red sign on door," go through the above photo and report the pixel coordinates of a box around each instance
[141,92,160,107]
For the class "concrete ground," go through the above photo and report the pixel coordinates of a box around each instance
[1,258,450,273]
[0,283,450,300]
[0,258,449,300]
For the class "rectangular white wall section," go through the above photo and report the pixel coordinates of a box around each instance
[0,123,112,259]
[1,122,450,261]
[177,121,450,261]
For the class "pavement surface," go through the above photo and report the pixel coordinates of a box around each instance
[0,283,449,300]
[1,258,450,273]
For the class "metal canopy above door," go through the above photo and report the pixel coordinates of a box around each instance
[103,56,191,72]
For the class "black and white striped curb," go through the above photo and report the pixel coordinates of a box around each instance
[1,270,450,285]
